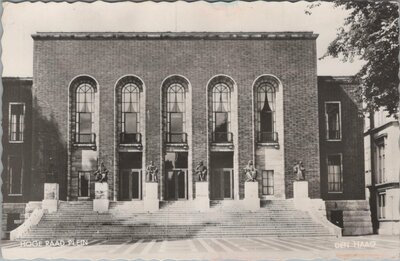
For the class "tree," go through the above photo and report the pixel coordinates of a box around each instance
[319,2,399,116]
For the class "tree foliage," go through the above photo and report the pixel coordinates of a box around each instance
[323,1,399,116]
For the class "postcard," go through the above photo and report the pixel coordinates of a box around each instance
[1,1,399,260]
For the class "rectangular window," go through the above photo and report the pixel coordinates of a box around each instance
[78,172,90,197]
[262,170,274,195]
[327,154,342,192]
[376,141,386,184]
[378,193,386,219]
[325,102,341,140]
[8,156,23,195]
[9,103,25,142]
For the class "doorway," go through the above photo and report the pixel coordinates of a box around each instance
[210,152,234,200]
[120,169,141,200]
[119,152,142,200]
[165,152,188,200]
[330,210,344,229]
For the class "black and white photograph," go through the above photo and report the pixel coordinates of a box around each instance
[1,1,399,260]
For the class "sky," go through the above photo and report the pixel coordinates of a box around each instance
[1,1,364,77]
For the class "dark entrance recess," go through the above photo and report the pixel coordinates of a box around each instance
[165,152,188,200]
[119,152,142,200]
[210,152,234,200]
[330,210,344,230]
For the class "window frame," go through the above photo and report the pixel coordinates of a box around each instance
[211,82,232,143]
[74,82,96,145]
[163,78,188,144]
[261,170,274,195]
[325,101,342,141]
[121,83,141,135]
[378,192,386,220]
[8,155,23,196]
[375,138,386,184]
[327,153,343,193]
[255,81,278,144]
[8,102,25,143]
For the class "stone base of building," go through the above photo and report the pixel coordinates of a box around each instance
[378,220,400,235]
[325,200,373,236]
[1,203,26,239]
[42,200,58,213]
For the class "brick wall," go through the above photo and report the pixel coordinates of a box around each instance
[2,78,33,203]
[318,76,365,200]
[32,33,320,199]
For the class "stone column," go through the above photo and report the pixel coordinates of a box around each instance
[144,182,159,212]
[194,182,209,211]
[243,182,260,211]
[42,183,59,213]
[93,182,109,213]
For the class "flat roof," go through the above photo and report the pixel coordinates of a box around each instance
[318,76,357,84]
[32,31,318,40]
[2,77,33,82]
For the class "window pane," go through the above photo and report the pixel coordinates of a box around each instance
[165,152,188,169]
[125,113,137,133]
[170,113,183,133]
[328,155,342,192]
[79,113,92,134]
[9,156,22,194]
[260,111,273,132]
[215,112,228,132]
[9,104,24,141]
[326,103,340,139]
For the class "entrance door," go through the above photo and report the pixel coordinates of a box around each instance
[210,168,233,200]
[165,170,187,200]
[120,169,141,200]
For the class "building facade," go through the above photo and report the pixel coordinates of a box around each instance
[364,108,400,235]
[1,77,33,239]
[2,32,373,238]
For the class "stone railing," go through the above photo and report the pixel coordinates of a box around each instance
[10,208,44,240]
[306,199,342,237]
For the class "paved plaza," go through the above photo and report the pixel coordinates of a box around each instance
[1,235,399,260]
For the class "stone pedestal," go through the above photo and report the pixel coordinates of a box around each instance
[293,181,311,210]
[243,182,260,211]
[93,182,109,213]
[194,182,209,212]
[144,182,159,212]
[294,181,309,198]
[42,183,59,213]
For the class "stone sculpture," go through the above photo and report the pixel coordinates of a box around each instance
[244,160,257,182]
[293,160,306,181]
[94,161,109,183]
[195,161,208,182]
[146,161,159,182]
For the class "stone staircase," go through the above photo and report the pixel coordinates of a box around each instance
[15,200,338,241]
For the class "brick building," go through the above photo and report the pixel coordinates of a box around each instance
[2,32,373,238]
[364,108,400,235]
[1,77,33,238]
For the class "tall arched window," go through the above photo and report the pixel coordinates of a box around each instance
[75,82,95,144]
[121,83,141,143]
[165,82,186,143]
[212,82,232,143]
[255,79,278,143]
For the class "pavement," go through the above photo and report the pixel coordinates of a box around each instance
[1,235,399,260]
